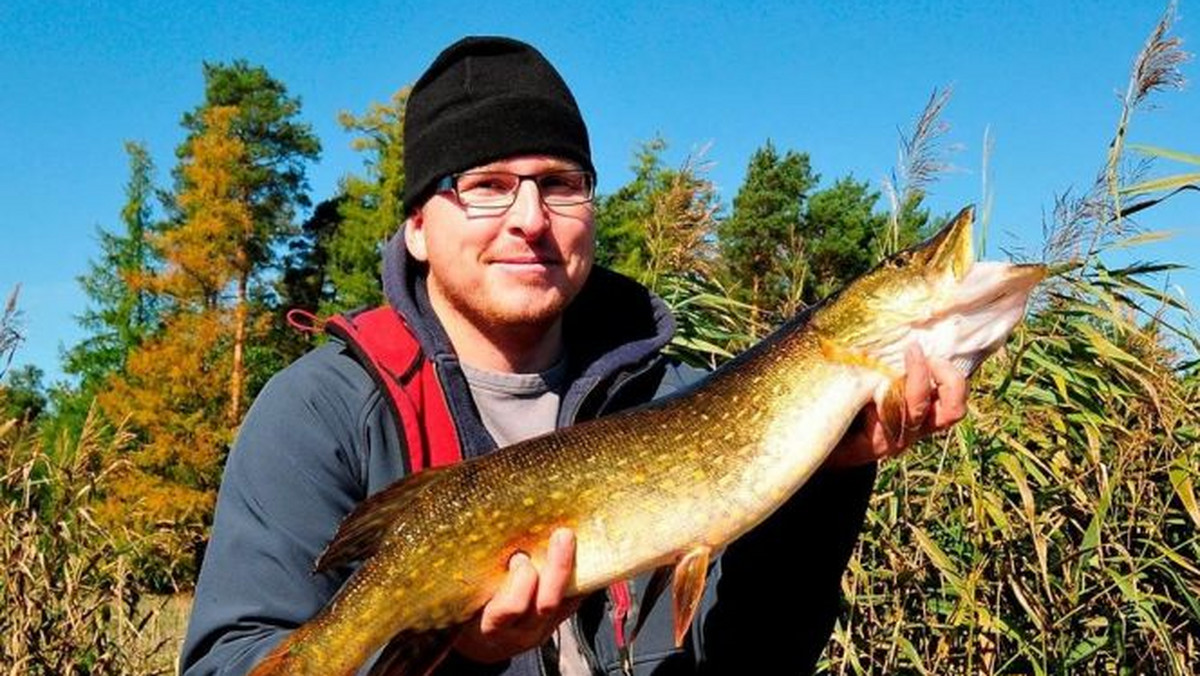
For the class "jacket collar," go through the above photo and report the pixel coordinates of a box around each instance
[381,228,676,454]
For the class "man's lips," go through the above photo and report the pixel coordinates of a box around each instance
[489,254,561,266]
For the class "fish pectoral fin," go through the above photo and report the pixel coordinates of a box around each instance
[315,467,449,572]
[368,625,460,676]
[819,337,901,378]
[670,546,713,648]
[875,378,908,446]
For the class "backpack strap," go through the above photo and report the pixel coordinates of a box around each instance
[325,307,462,474]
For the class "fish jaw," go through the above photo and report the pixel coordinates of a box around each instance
[814,206,1045,377]
[920,261,1045,374]
[863,260,1046,376]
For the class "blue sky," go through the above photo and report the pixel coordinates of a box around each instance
[2,1,1197,384]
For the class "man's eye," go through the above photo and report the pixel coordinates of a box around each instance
[540,173,583,192]
[460,175,514,193]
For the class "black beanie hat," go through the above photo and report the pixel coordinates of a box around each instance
[402,36,594,214]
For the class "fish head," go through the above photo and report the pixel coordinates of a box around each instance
[815,205,1045,376]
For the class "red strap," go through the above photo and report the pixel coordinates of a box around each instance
[609,580,633,649]
[325,307,462,473]
[285,308,323,334]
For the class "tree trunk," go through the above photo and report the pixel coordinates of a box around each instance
[229,269,247,423]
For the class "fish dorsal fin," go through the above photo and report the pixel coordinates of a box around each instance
[671,546,712,647]
[315,468,448,573]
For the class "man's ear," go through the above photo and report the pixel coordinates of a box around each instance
[403,211,429,262]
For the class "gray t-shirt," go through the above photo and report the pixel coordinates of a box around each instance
[460,359,567,447]
[460,359,594,676]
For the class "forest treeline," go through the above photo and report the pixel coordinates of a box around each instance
[1,6,1198,674]
[3,58,943,590]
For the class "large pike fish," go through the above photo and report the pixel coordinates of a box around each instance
[250,206,1045,675]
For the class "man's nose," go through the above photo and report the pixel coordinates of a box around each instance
[504,177,551,237]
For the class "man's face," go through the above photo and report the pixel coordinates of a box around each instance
[405,155,595,337]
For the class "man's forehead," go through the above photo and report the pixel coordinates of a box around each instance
[470,155,583,173]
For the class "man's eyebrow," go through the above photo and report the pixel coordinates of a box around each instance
[473,160,582,173]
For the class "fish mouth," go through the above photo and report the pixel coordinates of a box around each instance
[940,262,1046,317]
[928,261,1046,375]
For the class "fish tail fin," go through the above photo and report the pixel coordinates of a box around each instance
[367,625,460,676]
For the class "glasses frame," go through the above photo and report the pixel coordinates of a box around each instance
[435,169,597,212]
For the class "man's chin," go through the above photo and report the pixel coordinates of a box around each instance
[487,299,567,328]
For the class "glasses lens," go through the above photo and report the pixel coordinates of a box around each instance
[454,172,520,208]
[538,171,594,206]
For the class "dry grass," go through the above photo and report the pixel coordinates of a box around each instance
[0,408,175,675]
[137,593,193,675]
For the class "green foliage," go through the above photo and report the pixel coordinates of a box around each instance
[324,89,409,315]
[821,8,1198,673]
[178,59,322,258]
[63,142,160,392]
[280,197,342,314]
[654,272,762,369]
[0,364,46,423]
[718,140,818,313]
[802,177,890,305]
[595,136,672,275]
[594,138,754,366]
[828,264,1199,674]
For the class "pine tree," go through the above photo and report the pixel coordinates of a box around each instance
[63,142,159,391]
[95,62,320,587]
[802,176,890,305]
[172,60,320,420]
[179,59,321,246]
[718,141,818,314]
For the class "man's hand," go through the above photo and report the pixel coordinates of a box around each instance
[825,344,968,469]
[453,528,581,663]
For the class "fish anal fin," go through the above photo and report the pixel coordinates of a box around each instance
[315,468,448,572]
[367,625,460,676]
[670,546,712,648]
[875,378,908,445]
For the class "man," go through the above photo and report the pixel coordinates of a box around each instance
[181,36,966,675]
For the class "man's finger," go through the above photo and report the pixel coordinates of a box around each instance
[483,552,538,631]
[535,529,576,616]
[927,357,967,429]
[903,344,933,430]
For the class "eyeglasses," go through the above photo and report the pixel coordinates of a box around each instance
[435,169,596,211]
